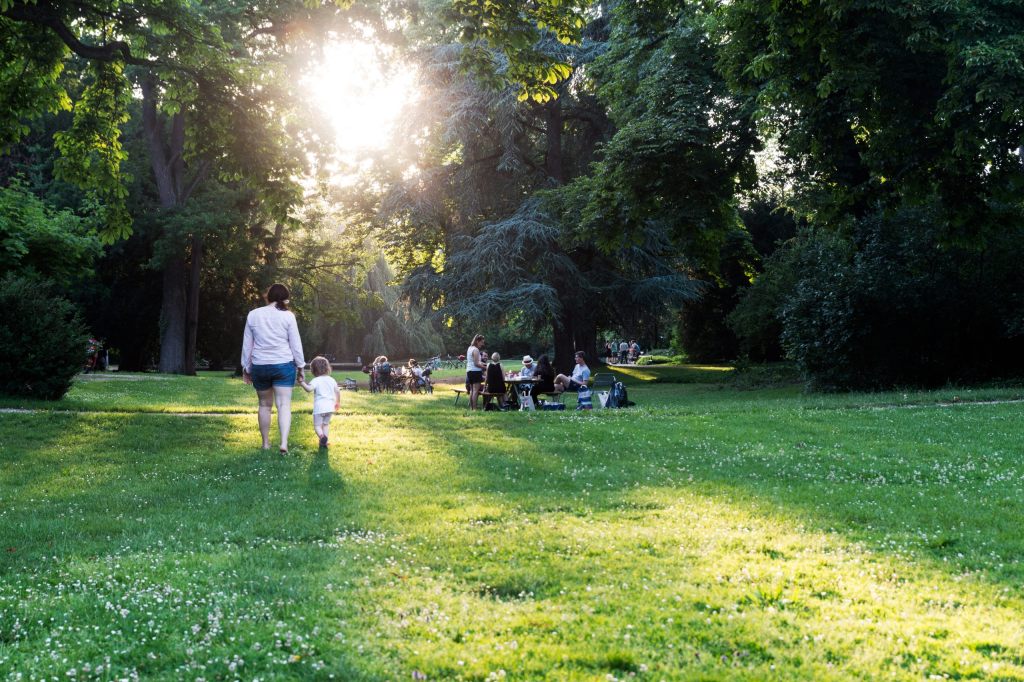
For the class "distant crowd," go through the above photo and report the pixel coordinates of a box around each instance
[604,339,641,364]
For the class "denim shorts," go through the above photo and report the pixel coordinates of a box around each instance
[250,362,296,390]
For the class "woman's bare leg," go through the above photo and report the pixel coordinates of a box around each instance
[274,385,293,451]
[257,388,274,449]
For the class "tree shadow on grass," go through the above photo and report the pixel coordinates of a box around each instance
[0,410,408,679]
[370,400,1024,678]
[4,385,1023,680]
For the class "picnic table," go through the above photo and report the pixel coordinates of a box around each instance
[505,375,539,410]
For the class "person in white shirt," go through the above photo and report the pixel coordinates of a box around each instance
[554,351,591,393]
[519,355,535,378]
[299,356,340,449]
[465,334,487,410]
[241,283,305,454]
[408,359,425,387]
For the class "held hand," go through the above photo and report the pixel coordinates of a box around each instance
[242,370,252,385]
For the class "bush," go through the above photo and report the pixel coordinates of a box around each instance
[0,274,89,400]
[774,206,1024,389]
[635,354,687,366]
[728,241,800,362]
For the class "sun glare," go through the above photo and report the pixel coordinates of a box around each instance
[302,40,416,155]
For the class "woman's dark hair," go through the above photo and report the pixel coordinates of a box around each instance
[536,354,554,377]
[266,283,290,310]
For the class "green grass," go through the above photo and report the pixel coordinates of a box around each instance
[1,371,1023,680]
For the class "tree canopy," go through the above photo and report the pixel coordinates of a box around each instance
[1,0,1023,387]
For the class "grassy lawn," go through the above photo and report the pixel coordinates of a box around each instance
[1,369,1023,680]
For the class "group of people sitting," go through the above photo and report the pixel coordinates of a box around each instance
[365,356,432,393]
[464,333,592,411]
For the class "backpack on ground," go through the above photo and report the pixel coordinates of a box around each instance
[607,381,629,408]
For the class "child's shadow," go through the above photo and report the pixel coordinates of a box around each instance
[307,446,345,493]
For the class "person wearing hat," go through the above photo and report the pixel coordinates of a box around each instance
[519,355,535,378]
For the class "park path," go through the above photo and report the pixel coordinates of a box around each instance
[2,397,1024,418]
[0,408,253,417]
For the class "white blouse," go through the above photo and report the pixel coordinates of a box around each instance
[241,304,305,371]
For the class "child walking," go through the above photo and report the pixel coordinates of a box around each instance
[299,356,340,448]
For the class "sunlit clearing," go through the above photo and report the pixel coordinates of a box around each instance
[302,40,416,154]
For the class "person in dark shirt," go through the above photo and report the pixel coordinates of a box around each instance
[484,352,507,410]
[530,354,556,403]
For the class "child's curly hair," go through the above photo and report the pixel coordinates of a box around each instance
[310,356,331,377]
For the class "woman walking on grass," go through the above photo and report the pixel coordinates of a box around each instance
[241,283,305,454]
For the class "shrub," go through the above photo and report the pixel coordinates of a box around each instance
[728,240,800,362]
[636,354,687,365]
[0,274,89,400]
[777,205,1024,389]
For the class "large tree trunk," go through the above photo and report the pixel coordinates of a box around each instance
[552,300,577,374]
[142,74,207,374]
[544,100,565,185]
[573,316,598,367]
[159,255,189,373]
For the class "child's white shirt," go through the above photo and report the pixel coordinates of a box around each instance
[307,375,339,415]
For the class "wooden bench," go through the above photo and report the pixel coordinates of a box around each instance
[481,391,507,410]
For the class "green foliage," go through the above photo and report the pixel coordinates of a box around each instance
[777,206,1024,390]
[0,0,332,241]
[0,180,101,286]
[568,1,757,262]
[448,0,586,101]
[728,242,800,364]
[53,63,132,241]
[0,273,88,400]
[0,18,69,150]
[634,354,685,366]
[717,0,1024,232]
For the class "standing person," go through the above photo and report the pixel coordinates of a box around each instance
[554,351,591,393]
[241,283,305,454]
[618,340,628,364]
[465,334,487,410]
[299,356,340,448]
[530,354,556,403]
[629,339,640,363]
[604,342,613,364]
